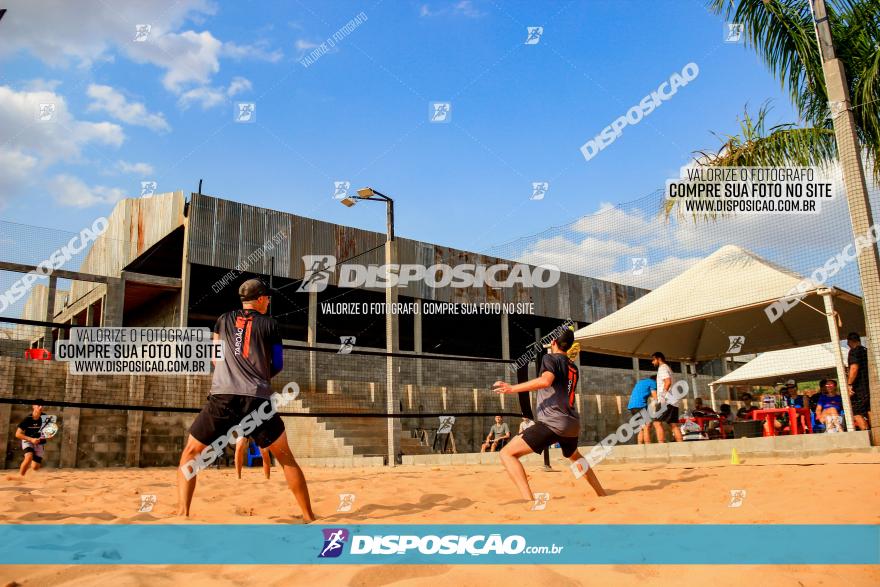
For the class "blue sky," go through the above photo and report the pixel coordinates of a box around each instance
[1,0,796,256]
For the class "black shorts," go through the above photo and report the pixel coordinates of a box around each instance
[521,422,579,458]
[23,445,43,464]
[653,404,680,424]
[850,388,870,417]
[190,394,285,449]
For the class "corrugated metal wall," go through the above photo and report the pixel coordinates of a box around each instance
[187,193,647,323]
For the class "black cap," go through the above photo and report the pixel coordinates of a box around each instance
[239,279,270,301]
[554,327,575,352]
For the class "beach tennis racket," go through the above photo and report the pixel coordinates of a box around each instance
[39,416,58,439]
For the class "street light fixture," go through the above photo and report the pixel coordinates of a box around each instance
[338,186,400,465]
[338,186,394,241]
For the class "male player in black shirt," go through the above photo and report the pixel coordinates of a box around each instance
[176,279,316,521]
[846,332,871,431]
[15,401,52,477]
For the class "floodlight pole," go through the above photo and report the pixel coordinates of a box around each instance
[810,0,880,441]
[343,188,400,465]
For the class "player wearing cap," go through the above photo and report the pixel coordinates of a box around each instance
[176,279,316,521]
[493,327,606,503]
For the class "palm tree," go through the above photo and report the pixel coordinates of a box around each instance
[664,0,880,218]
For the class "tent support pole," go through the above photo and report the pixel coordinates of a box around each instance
[819,289,855,431]
[709,383,717,411]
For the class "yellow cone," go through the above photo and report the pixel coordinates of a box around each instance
[730,448,741,465]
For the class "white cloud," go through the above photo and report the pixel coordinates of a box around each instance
[48,174,127,208]
[179,76,251,109]
[0,1,280,99]
[420,1,485,18]
[226,76,252,97]
[223,41,283,62]
[117,161,155,175]
[21,79,63,92]
[128,29,223,92]
[0,0,217,66]
[453,1,484,18]
[0,84,125,209]
[0,148,39,206]
[86,84,170,132]
[0,85,124,163]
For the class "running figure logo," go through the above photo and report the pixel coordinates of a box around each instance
[725,23,744,43]
[437,416,456,434]
[525,26,543,45]
[134,24,152,42]
[297,255,336,292]
[530,492,550,511]
[235,102,256,123]
[430,102,451,123]
[338,336,356,354]
[728,489,746,508]
[530,182,549,201]
[138,494,157,513]
[141,181,157,198]
[333,181,351,200]
[319,528,350,558]
[336,494,356,512]
[727,335,745,354]
[37,103,56,122]
[631,257,648,275]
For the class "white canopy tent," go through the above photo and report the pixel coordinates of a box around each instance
[708,342,843,409]
[574,245,865,429]
[711,342,842,388]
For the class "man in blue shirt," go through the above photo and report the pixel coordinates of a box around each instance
[627,376,657,444]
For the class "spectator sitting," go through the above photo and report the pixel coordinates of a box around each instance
[782,380,805,408]
[815,379,845,433]
[518,417,535,435]
[808,386,821,412]
[692,397,716,416]
[481,416,510,452]
[736,392,756,420]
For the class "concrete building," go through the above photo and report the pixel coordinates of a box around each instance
[2,192,729,467]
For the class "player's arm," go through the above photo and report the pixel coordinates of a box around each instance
[269,321,283,378]
[847,362,858,392]
[14,427,38,444]
[270,343,283,377]
[211,332,221,368]
[500,424,510,440]
[493,370,554,395]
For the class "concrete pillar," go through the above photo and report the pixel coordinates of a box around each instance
[688,361,698,398]
[307,290,317,393]
[0,358,15,467]
[414,299,423,390]
[60,370,82,468]
[44,276,57,351]
[385,240,401,465]
[125,375,145,467]
[179,208,192,328]
[821,289,855,431]
[632,356,640,382]
[104,277,125,327]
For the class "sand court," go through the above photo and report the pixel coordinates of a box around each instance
[0,451,878,585]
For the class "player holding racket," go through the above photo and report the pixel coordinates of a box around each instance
[15,401,57,477]
[493,328,606,503]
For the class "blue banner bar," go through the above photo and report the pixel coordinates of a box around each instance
[0,525,876,565]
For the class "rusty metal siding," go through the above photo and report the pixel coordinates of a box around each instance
[186,194,648,319]
[71,191,185,302]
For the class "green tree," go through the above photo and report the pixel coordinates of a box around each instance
[664,0,880,218]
